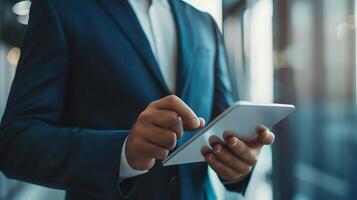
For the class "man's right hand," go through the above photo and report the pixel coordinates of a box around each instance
[126,95,205,171]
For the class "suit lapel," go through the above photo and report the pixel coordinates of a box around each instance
[96,0,170,94]
[170,0,195,98]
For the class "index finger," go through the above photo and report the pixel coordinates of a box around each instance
[150,95,203,130]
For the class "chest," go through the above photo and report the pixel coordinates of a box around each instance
[62,3,217,120]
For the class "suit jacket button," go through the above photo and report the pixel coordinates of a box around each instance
[169,176,178,186]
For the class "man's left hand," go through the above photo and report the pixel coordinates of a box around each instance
[201,125,275,182]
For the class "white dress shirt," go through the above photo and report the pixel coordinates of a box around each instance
[119,0,178,181]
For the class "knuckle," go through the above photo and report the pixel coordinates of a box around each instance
[238,143,248,155]
[247,166,253,172]
[157,149,169,160]
[215,149,227,161]
[224,154,233,163]
[138,110,151,122]
[241,165,252,173]
[133,124,146,136]
[176,129,184,138]
[173,119,184,138]
[148,100,158,108]
[166,95,179,104]
[167,112,179,123]
[233,174,243,180]
[250,157,258,166]
[210,158,218,166]
[166,132,177,149]
[206,156,214,165]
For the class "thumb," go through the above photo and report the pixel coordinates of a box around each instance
[183,117,205,131]
[255,125,275,145]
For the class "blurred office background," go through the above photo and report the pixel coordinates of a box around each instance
[0,0,356,199]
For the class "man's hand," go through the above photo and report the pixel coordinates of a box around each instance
[201,125,275,181]
[126,95,205,171]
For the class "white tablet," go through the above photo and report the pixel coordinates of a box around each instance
[162,101,295,166]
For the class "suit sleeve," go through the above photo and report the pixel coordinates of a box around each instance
[0,1,128,197]
[209,15,252,195]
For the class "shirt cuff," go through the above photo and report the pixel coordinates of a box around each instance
[221,173,249,185]
[119,137,148,182]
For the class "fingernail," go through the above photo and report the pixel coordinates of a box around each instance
[214,145,221,153]
[192,118,200,128]
[257,124,268,132]
[201,146,210,154]
[229,137,237,147]
[198,117,206,127]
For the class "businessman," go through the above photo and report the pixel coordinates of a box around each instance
[0,0,275,199]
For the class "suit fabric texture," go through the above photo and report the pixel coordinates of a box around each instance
[0,0,250,199]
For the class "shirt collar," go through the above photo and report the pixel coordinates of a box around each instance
[128,0,169,7]
[128,0,170,6]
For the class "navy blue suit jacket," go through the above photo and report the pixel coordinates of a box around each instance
[0,0,250,199]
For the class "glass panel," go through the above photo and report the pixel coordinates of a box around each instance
[224,0,357,200]
[277,0,356,199]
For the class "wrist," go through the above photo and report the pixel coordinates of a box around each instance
[119,137,148,182]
